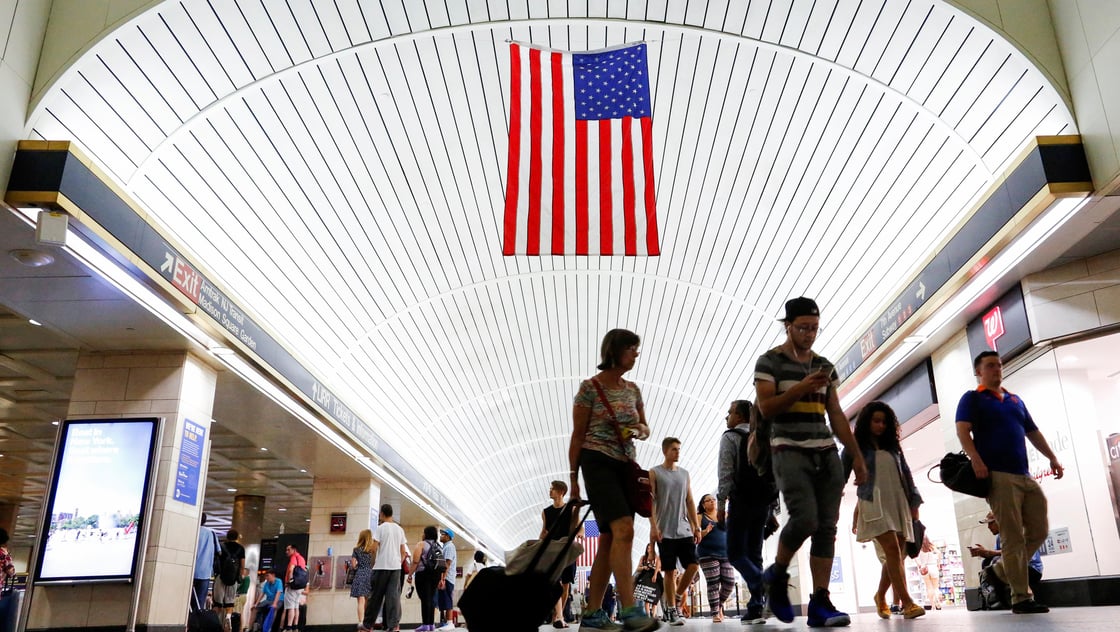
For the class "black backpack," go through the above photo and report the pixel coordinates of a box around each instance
[422,540,445,572]
[727,427,778,503]
[217,542,239,585]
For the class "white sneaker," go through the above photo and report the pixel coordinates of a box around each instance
[437,624,455,631]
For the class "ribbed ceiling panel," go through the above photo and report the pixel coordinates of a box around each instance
[28,0,1075,549]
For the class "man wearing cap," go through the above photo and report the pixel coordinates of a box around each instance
[957,351,1062,614]
[754,297,867,628]
[969,508,1045,602]
[436,528,458,630]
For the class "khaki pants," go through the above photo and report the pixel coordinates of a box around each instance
[987,471,1048,605]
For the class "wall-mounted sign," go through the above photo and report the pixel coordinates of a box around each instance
[1040,527,1072,555]
[983,306,1005,350]
[967,285,1031,363]
[330,513,347,534]
[174,418,206,506]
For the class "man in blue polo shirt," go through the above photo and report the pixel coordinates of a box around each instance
[956,351,1063,615]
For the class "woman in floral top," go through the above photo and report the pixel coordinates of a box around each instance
[568,329,658,632]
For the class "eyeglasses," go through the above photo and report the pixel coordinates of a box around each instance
[792,324,822,334]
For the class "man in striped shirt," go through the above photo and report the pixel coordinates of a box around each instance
[754,297,867,628]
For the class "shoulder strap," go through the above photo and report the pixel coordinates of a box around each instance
[590,378,628,449]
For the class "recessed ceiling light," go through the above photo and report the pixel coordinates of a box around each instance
[8,249,55,267]
[305,519,310,522]
[299,469,307,473]
[51,420,59,425]
[260,447,268,451]
[227,488,237,492]
[278,508,286,512]
[28,319,42,326]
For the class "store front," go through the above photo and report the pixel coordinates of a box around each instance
[993,334,1120,580]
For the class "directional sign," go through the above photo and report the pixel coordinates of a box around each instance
[3,144,503,554]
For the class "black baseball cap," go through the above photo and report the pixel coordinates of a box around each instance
[780,297,820,322]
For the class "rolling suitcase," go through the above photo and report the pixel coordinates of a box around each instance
[459,501,588,632]
[188,593,223,632]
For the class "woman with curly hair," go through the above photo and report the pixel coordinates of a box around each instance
[841,401,925,620]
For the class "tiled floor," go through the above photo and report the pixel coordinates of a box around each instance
[536,605,1120,631]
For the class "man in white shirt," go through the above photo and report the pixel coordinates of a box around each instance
[360,504,409,632]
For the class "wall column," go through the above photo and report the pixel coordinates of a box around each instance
[305,479,379,627]
[25,350,218,632]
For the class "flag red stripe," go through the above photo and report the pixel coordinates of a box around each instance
[550,52,565,255]
[598,120,612,255]
[502,44,522,255]
[527,47,544,255]
[641,117,659,255]
[621,116,637,256]
[575,120,589,255]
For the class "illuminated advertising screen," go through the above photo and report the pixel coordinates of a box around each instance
[34,418,160,583]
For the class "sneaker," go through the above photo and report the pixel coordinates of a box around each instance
[618,605,660,631]
[437,624,456,631]
[580,609,621,630]
[740,604,766,624]
[761,565,794,623]
[1011,599,1049,614]
[666,607,683,626]
[806,589,850,627]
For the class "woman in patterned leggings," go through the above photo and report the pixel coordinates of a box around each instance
[696,494,736,622]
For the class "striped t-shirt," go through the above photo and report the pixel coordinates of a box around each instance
[754,347,837,450]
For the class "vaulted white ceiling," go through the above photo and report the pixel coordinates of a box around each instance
[26,0,1075,549]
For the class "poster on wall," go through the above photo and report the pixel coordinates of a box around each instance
[1104,432,1120,539]
[34,418,160,583]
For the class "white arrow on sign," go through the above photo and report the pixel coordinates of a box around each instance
[161,252,174,273]
[916,280,926,301]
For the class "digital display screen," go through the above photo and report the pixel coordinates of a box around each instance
[35,418,160,583]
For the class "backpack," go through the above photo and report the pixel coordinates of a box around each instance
[217,542,240,585]
[289,564,308,590]
[422,539,445,572]
[727,427,778,503]
[746,416,773,479]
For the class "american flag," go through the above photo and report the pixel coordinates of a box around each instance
[503,42,660,256]
[577,519,600,567]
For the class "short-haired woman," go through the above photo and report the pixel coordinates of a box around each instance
[568,329,658,631]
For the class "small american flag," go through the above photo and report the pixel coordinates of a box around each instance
[577,519,600,567]
[503,42,660,256]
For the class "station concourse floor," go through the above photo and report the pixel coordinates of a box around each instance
[529,605,1120,631]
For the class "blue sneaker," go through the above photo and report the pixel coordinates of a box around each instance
[580,609,620,630]
[618,605,660,631]
[806,589,850,627]
[762,565,794,623]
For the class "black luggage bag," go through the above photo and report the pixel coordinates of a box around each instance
[188,593,223,632]
[459,501,588,632]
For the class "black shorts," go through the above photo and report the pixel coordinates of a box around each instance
[560,562,576,584]
[579,449,632,534]
[658,537,698,570]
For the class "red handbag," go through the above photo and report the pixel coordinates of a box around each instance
[591,379,653,518]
